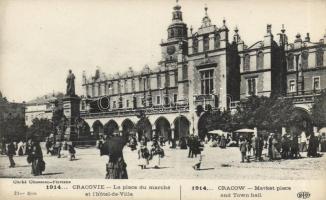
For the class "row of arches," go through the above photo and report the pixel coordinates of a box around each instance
[90,116,190,140]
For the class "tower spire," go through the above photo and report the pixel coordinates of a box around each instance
[201,4,211,28]
[204,4,208,16]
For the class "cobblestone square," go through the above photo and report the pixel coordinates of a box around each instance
[1,143,325,179]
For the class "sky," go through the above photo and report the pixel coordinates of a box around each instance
[0,0,325,102]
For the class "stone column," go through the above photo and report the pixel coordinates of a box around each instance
[62,95,81,141]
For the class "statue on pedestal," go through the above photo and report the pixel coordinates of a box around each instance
[66,69,75,96]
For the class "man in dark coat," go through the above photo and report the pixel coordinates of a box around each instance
[281,135,290,159]
[30,141,45,176]
[101,133,128,179]
[7,141,16,168]
[255,134,264,161]
[187,135,194,158]
[307,133,319,157]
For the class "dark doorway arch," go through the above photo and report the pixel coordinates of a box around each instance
[122,119,135,138]
[92,120,103,139]
[155,117,171,140]
[198,112,209,140]
[136,118,152,140]
[76,118,91,138]
[104,120,119,136]
[174,115,190,140]
[288,107,313,137]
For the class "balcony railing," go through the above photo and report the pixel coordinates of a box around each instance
[284,89,322,104]
[80,104,189,118]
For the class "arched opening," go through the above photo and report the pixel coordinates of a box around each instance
[155,117,171,140]
[174,115,190,140]
[76,118,91,139]
[198,112,209,140]
[121,119,135,139]
[92,120,103,139]
[288,107,313,137]
[136,118,152,141]
[104,120,119,136]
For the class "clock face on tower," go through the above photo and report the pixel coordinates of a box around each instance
[167,45,176,55]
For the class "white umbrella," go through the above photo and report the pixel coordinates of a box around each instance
[208,130,224,135]
[234,128,255,133]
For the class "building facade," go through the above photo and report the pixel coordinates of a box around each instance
[79,3,326,140]
[25,93,62,127]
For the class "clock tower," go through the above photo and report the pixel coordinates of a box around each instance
[160,0,188,62]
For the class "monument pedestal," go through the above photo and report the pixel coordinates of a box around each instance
[63,95,81,141]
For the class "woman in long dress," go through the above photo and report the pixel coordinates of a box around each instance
[150,140,164,169]
[138,142,149,169]
[101,133,128,179]
[30,141,45,176]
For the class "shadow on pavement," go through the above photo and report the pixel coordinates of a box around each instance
[197,168,214,171]
[42,172,64,176]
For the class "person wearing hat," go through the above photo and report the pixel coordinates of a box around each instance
[7,141,16,168]
[187,135,194,158]
[268,133,274,161]
[150,140,164,169]
[30,140,45,176]
[138,142,150,169]
[101,132,128,179]
[239,136,248,163]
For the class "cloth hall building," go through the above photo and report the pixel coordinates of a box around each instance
[79,3,326,141]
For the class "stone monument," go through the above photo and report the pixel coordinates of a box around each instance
[62,69,81,141]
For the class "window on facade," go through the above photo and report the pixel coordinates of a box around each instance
[81,102,86,110]
[200,70,214,95]
[165,73,170,87]
[157,74,161,89]
[126,100,130,108]
[193,37,198,53]
[108,84,112,94]
[289,80,296,93]
[169,29,174,38]
[247,78,257,96]
[156,96,161,105]
[203,35,209,51]
[214,33,220,49]
[316,48,324,67]
[182,65,188,80]
[313,77,320,90]
[131,79,135,92]
[301,51,309,69]
[85,85,89,96]
[140,97,144,106]
[256,52,264,70]
[287,53,294,70]
[113,101,116,109]
[104,83,108,95]
[173,94,177,103]
[98,84,101,96]
[244,54,250,72]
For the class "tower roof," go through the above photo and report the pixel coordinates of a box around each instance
[201,4,212,28]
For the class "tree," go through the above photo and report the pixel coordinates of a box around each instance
[27,118,53,141]
[311,90,326,127]
[0,117,27,142]
[233,95,295,132]
[198,109,234,139]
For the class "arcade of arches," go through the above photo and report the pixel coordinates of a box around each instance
[88,115,191,141]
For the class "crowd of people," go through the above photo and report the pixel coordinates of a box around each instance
[2,138,45,176]
[237,132,323,163]
[1,129,325,179]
